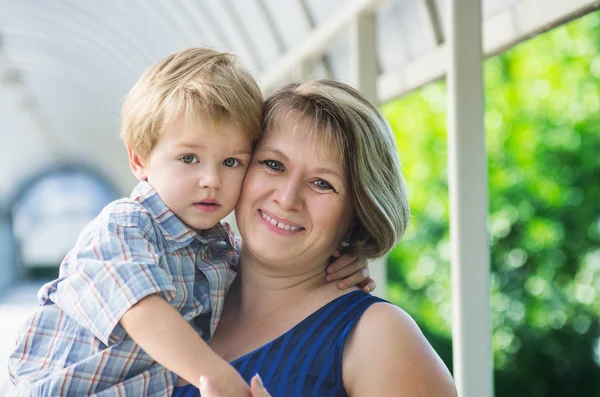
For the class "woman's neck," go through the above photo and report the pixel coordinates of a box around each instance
[232,247,334,319]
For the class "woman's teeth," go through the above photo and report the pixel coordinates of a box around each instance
[261,212,301,231]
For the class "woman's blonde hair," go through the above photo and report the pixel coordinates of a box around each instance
[121,48,263,160]
[262,79,410,259]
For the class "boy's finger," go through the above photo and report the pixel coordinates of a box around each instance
[337,267,370,290]
[358,278,377,293]
[251,374,272,396]
[326,254,358,275]
[326,259,364,281]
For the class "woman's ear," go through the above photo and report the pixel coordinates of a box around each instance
[339,221,357,252]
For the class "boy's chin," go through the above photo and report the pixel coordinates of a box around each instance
[182,217,222,231]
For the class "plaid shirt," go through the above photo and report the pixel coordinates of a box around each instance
[8,181,239,396]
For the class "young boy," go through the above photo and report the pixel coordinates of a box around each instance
[8,48,370,396]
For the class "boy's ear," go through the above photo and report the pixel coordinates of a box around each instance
[127,144,148,181]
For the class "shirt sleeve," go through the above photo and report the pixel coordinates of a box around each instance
[47,211,176,346]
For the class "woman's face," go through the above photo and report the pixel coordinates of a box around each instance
[235,120,354,269]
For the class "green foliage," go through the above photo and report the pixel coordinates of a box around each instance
[381,11,600,397]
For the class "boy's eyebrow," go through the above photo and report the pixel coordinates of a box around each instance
[231,149,253,155]
[176,142,252,156]
[177,142,203,149]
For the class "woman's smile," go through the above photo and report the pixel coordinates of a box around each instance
[258,209,304,234]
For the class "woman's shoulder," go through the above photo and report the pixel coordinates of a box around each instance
[342,300,457,396]
[345,300,423,353]
[356,299,417,332]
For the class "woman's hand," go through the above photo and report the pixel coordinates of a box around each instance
[326,253,376,293]
[200,375,271,397]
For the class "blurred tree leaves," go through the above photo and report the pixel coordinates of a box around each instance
[381,11,600,397]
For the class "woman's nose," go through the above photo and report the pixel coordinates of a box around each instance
[273,179,303,211]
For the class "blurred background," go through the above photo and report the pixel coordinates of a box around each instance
[384,13,600,396]
[1,1,599,396]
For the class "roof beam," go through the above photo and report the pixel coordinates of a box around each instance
[189,1,236,53]
[221,0,263,71]
[254,0,286,53]
[259,0,386,92]
[297,0,333,77]
[378,0,600,104]
[420,0,444,45]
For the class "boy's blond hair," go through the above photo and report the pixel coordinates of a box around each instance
[121,48,263,160]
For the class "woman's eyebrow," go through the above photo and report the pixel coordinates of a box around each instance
[258,146,289,161]
[313,167,342,179]
[259,146,342,178]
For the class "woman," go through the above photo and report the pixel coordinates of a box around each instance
[175,80,457,396]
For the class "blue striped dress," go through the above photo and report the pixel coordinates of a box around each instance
[172,290,384,397]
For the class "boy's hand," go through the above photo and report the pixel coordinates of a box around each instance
[200,374,270,397]
[326,252,376,293]
[207,364,251,397]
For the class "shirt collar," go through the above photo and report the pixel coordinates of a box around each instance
[131,181,236,252]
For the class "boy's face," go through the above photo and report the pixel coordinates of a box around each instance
[128,114,253,231]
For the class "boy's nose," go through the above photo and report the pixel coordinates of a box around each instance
[199,167,222,190]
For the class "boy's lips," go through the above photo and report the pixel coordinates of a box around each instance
[194,200,221,213]
[199,198,219,205]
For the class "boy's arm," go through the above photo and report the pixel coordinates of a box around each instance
[120,294,250,396]
[47,210,248,395]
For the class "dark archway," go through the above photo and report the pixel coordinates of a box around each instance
[4,164,119,285]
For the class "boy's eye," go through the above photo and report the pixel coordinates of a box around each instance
[223,158,240,168]
[180,155,198,164]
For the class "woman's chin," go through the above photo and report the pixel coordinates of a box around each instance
[249,238,292,259]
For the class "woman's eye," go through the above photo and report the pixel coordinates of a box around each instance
[267,160,282,170]
[180,155,198,164]
[260,159,283,172]
[314,179,334,190]
[223,158,240,167]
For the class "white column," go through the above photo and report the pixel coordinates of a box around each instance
[350,12,378,103]
[350,11,387,298]
[447,1,493,396]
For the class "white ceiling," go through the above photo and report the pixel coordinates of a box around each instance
[1,0,598,205]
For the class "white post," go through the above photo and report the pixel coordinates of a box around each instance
[447,1,493,396]
[350,11,387,298]
[350,12,378,103]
